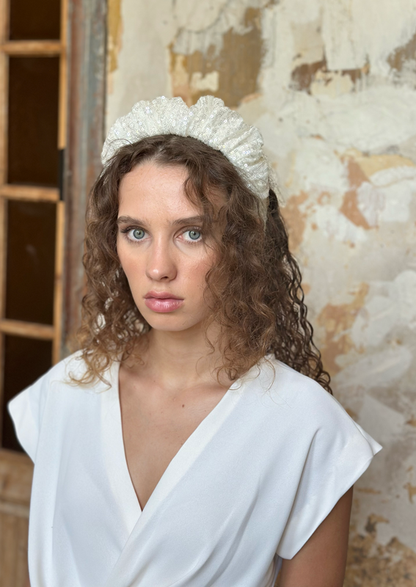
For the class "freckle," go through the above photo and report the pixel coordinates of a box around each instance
[182,404,185,408]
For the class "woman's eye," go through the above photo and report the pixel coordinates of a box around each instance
[130,228,145,240]
[184,229,202,242]
[122,227,202,243]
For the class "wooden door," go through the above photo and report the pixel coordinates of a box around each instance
[0,0,106,581]
[0,0,67,584]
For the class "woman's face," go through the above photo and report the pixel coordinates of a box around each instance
[117,161,220,334]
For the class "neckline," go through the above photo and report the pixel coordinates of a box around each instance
[102,355,269,587]
[112,359,251,516]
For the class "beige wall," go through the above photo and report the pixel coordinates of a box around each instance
[106,1,416,583]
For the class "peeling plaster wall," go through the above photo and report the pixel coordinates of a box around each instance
[107,1,416,583]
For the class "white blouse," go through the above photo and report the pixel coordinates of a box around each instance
[8,352,382,587]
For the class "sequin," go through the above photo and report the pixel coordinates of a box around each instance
[101,96,282,220]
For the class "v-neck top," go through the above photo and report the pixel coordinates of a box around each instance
[8,351,382,587]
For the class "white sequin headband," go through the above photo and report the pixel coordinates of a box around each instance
[102,95,281,221]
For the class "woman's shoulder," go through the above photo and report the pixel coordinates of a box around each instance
[251,354,332,408]
[249,355,361,435]
[47,349,87,381]
[7,351,118,462]
[252,354,382,456]
[10,351,117,414]
[39,350,117,390]
[8,351,89,419]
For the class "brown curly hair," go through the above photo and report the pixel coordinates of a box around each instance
[74,134,332,393]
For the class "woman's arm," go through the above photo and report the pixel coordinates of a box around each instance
[278,486,354,587]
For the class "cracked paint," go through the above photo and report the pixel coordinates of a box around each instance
[291,56,368,95]
[356,487,382,495]
[170,7,264,107]
[108,0,123,74]
[340,159,372,230]
[345,520,416,587]
[281,191,308,251]
[388,31,416,73]
[406,416,416,428]
[316,284,369,375]
[404,483,416,504]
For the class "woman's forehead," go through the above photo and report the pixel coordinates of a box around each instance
[118,160,225,218]
[120,161,188,192]
[118,162,200,219]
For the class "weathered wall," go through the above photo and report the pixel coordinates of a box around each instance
[106,1,416,583]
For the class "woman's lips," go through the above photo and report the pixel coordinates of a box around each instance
[144,297,184,312]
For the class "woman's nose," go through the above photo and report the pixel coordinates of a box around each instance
[145,239,177,281]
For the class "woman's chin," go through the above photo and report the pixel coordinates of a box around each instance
[144,316,205,335]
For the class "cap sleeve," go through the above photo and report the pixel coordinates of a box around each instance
[276,389,382,560]
[7,373,47,463]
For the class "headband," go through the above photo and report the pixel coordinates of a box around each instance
[102,95,281,220]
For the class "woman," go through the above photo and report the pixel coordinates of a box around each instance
[9,96,382,587]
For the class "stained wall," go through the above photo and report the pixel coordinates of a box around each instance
[106,1,416,583]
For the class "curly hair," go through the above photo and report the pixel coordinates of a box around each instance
[74,134,332,393]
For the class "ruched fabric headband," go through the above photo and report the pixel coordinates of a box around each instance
[102,95,282,221]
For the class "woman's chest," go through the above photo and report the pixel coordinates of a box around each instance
[31,373,292,587]
[119,378,229,510]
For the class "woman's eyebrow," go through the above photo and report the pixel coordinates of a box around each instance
[117,215,205,226]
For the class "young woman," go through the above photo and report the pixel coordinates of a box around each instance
[9,96,382,587]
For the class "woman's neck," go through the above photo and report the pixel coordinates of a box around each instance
[126,324,232,392]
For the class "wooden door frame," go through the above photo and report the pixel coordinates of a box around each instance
[0,2,107,584]
[0,0,108,443]
[62,0,107,357]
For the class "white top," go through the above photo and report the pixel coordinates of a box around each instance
[8,352,382,587]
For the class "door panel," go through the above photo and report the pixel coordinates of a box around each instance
[5,200,56,325]
[8,56,60,186]
[9,0,61,41]
[0,450,32,586]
